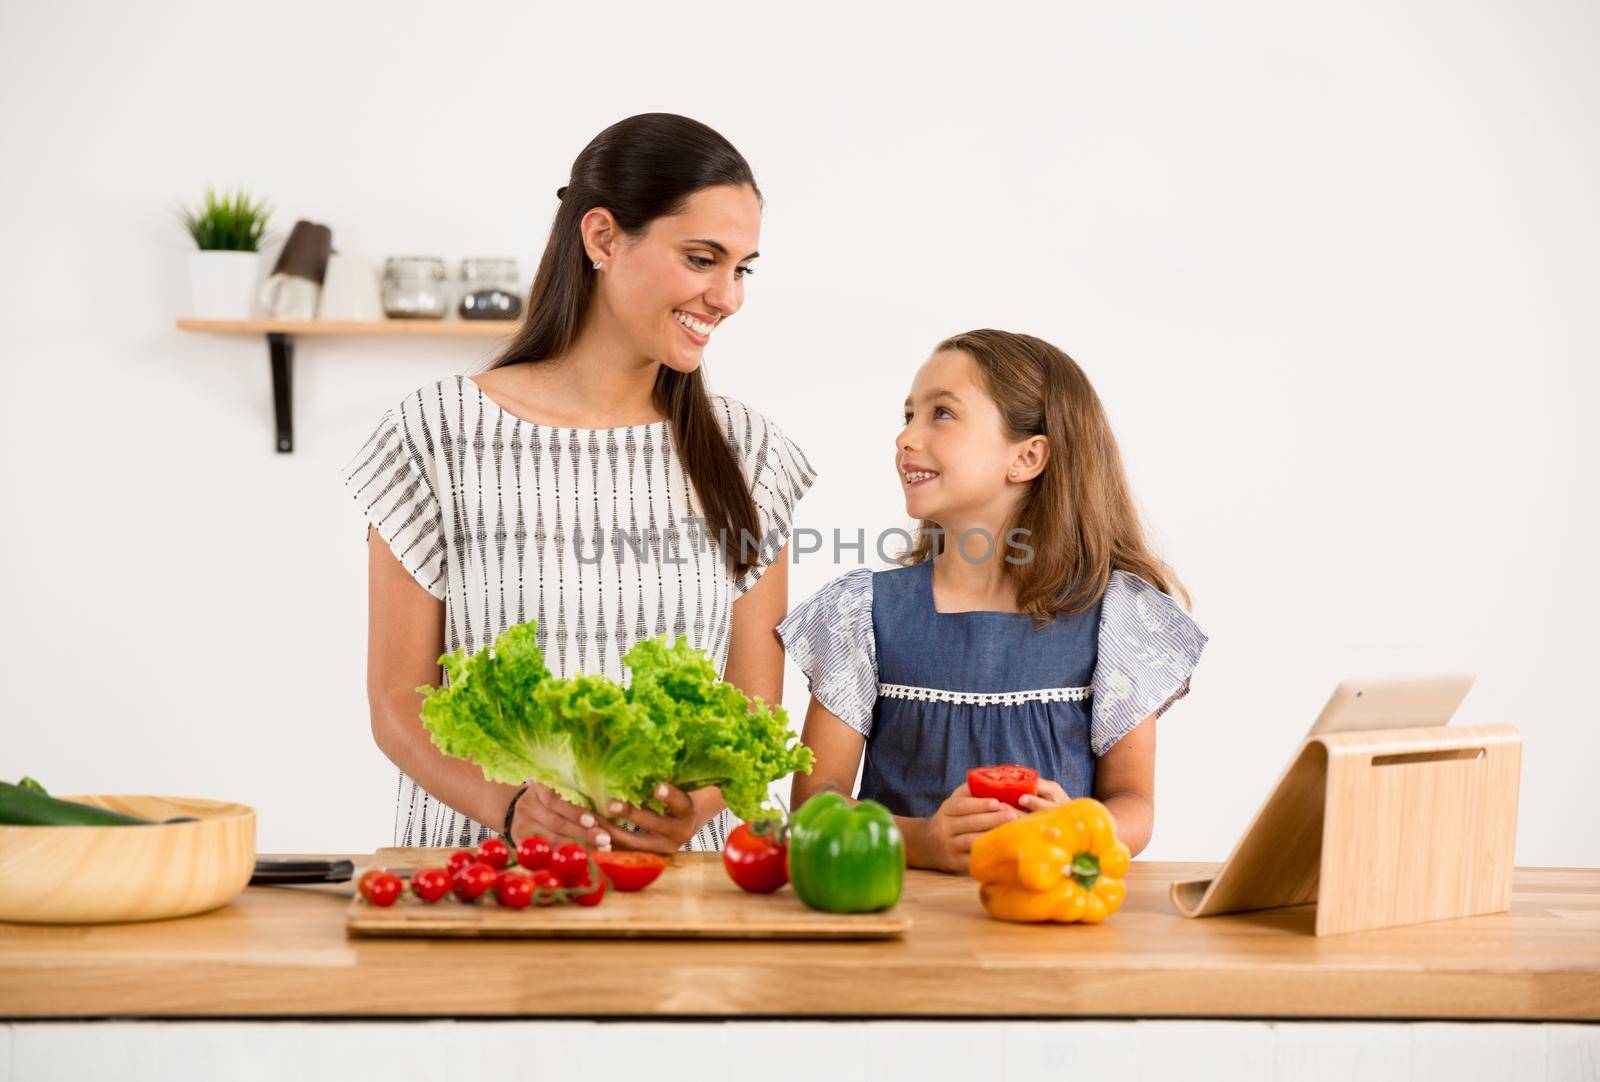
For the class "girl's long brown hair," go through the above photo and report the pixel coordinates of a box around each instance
[902,329,1189,625]
[486,113,762,576]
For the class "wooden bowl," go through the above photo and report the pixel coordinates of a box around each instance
[0,795,256,924]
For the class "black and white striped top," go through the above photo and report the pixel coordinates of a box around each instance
[340,374,816,852]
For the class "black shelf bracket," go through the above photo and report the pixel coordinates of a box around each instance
[267,332,293,453]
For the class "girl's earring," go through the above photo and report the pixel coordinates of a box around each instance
[592,259,603,270]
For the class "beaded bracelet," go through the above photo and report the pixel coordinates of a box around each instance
[502,782,530,839]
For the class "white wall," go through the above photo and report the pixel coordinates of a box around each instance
[2,0,1596,864]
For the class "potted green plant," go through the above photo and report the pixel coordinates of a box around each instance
[178,187,271,319]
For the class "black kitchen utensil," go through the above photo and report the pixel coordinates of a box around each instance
[249,858,354,885]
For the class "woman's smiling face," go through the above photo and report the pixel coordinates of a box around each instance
[594,183,761,373]
[897,349,1023,525]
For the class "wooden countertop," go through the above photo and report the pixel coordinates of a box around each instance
[3,857,1597,1020]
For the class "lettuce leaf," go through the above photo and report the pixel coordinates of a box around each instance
[622,634,814,822]
[419,620,813,823]
[531,674,676,813]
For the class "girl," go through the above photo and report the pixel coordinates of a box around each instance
[778,329,1205,872]
[343,114,814,853]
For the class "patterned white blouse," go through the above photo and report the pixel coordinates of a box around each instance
[341,374,816,851]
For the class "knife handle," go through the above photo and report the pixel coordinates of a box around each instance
[250,859,355,885]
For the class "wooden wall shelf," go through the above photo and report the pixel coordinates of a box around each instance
[176,318,518,338]
[176,318,522,452]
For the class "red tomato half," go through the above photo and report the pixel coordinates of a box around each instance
[593,852,668,892]
[967,764,1040,809]
[722,823,788,894]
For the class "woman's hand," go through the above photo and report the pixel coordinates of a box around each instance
[914,783,1023,874]
[511,782,616,851]
[1017,779,1071,814]
[603,783,700,854]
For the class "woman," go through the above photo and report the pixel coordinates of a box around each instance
[341,114,815,853]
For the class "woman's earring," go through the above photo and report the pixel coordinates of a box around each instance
[592,259,603,270]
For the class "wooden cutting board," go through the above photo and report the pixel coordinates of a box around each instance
[346,848,911,940]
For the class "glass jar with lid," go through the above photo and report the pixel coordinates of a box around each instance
[457,257,523,321]
[382,256,448,319]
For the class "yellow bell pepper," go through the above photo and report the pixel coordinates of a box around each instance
[968,797,1131,924]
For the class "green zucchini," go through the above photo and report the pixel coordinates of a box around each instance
[0,781,155,826]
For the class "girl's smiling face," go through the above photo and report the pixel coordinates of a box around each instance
[897,349,1043,528]
[590,183,761,373]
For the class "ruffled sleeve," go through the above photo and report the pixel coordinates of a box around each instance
[719,398,818,596]
[1090,570,1208,754]
[339,407,447,600]
[775,568,877,737]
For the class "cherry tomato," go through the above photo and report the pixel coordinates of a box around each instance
[966,764,1040,809]
[445,849,477,876]
[477,837,512,870]
[410,867,451,903]
[723,822,788,894]
[530,869,562,906]
[365,872,403,907]
[551,843,590,887]
[495,871,533,909]
[594,851,668,892]
[516,834,553,871]
[572,870,606,907]
[357,868,386,902]
[452,861,497,902]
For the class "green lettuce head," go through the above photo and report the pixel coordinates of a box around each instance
[419,621,813,823]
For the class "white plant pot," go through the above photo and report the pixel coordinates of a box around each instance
[187,250,262,319]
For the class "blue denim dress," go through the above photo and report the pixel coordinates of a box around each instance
[776,560,1207,819]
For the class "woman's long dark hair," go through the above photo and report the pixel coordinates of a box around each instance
[488,113,763,576]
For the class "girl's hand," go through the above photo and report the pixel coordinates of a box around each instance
[920,783,1023,874]
[604,783,699,855]
[1017,779,1071,813]
[512,781,616,851]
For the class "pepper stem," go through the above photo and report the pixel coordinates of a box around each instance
[1071,852,1101,891]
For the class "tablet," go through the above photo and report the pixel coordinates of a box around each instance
[1306,674,1476,737]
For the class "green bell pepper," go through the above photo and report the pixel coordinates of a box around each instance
[787,791,905,912]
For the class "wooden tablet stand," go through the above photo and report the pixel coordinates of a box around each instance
[1170,724,1522,936]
